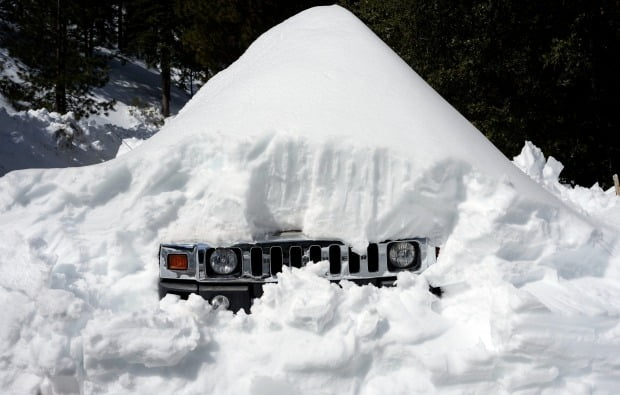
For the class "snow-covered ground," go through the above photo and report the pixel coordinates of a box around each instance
[0,48,190,176]
[1,5,619,395]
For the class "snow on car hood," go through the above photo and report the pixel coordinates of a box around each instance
[115,3,560,250]
[1,5,619,394]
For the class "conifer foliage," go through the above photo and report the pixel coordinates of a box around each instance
[123,0,180,117]
[0,0,114,117]
[0,0,617,186]
[341,0,620,187]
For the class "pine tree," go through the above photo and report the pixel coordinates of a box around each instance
[0,0,114,117]
[177,0,332,78]
[341,0,619,187]
[124,0,181,117]
[176,0,249,77]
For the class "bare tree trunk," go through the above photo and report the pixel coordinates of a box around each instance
[161,47,171,117]
[189,71,194,96]
[55,0,67,114]
[88,25,94,56]
[117,0,124,50]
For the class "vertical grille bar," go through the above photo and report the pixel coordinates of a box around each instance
[348,248,360,274]
[367,243,379,273]
[309,245,322,263]
[329,245,341,275]
[289,246,302,268]
[250,247,263,276]
[270,246,283,275]
[197,247,207,280]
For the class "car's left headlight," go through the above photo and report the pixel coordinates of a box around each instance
[388,242,416,268]
[210,248,238,274]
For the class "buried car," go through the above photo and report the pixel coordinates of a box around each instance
[159,233,438,312]
[152,5,545,312]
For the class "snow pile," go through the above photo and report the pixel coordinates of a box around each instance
[0,107,136,174]
[1,5,619,394]
[0,49,189,177]
[136,4,557,249]
[513,141,619,224]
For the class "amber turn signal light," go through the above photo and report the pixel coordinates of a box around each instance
[167,254,188,270]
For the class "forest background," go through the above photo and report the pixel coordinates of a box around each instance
[0,0,618,188]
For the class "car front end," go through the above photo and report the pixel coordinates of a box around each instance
[159,232,438,312]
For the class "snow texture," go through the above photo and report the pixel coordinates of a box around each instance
[0,5,619,395]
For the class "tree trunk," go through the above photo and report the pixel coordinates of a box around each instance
[189,71,194,96]
[88,25,94,57]
[161,48,171,117]
[117,0,124,50]
[55,0,67,114]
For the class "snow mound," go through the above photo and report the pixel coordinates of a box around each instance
[120,4,558,249]
[0,107,145,175]
[1,5,619,394]
[514,141,619,222]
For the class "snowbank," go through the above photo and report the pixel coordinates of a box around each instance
[0,108,133,175]
[514,141,619,225]
[1,5,619,394]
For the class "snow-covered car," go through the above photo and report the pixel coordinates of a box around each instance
[159,234,438,312]
[144,3,595,317]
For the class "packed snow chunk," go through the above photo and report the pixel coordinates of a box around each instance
[264,262,339,332]
[201,264,447,395]
[0,5,620,395]
[513,141,620,223]
[83,296,203,373]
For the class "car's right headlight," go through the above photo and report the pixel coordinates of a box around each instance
[388,242,416,268]
[209,248,238,274]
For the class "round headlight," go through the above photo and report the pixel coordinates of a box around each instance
[210,249,238,274]
[388,242,416,268]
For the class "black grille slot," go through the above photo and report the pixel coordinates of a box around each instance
[329,245,341,274]
[290,246,302,268]
[310,245,322,263]
[348,248,360,273]
[367,243,379,272]
[270,246,283,275]
[250,247,263,276]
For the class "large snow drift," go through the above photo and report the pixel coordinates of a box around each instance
[146,4,562,248]
[1,5,619,394]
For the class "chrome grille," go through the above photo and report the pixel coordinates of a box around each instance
[160,238,430,282]
[239,241,417,280]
